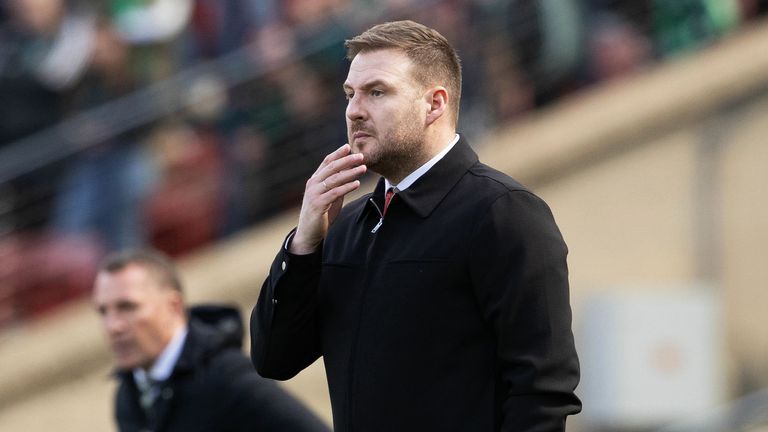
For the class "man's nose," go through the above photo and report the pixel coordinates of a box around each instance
[104,312,127,335]
[346,95,366,121]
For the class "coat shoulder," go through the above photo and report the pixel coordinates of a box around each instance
[468,162,525,189]
[466,162,533,199]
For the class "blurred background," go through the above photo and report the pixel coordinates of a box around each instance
[1,0,767,430]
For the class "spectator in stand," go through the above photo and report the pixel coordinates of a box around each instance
[0,0,94,145]
[183,0,254,61]
[178,0,265,235]
[580,11,653,84]
[0,0,95,230]
[52,19,155,251]
[650,0,741,57]
[106,0,192,82]
[480,0,585,106]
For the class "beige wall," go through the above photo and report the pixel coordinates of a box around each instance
[721,95,768,385]
[531,90,768,399]
[539,128,699,293]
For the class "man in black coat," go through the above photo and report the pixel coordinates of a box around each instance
[93,249,329,432]
[251,20,581,431]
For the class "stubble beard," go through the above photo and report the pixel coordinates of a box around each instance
[352,116,427,182]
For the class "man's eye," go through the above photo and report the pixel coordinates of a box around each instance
[117,302,138,313]
[345,92,354,100]
[371,90,383,97]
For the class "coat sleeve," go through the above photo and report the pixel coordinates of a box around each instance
[250,231,323,380]
[469,190,582,431]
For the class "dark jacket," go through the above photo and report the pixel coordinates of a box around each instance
[251,137,581,431]
[115,305,330,432]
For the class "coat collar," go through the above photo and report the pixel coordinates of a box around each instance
[357,135,478,221]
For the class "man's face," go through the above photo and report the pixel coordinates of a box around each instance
[93,265,182,371]
[344,48,428,177]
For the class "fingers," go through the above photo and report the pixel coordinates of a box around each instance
[318,162,366,194]
[323,179,362,201]
[308,143,365,202]
[313,143,352,177]
[315,152,364,186]
[301,144,366,214]
[290,145,364,255]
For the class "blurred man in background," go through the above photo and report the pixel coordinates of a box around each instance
[93,249,329,432]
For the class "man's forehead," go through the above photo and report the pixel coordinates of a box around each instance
[345,49,414,87]
[93,278,137,307]
[94,266,158,297]
[102,264,151,282]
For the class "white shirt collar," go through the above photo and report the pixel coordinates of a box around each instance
[385,134,460,193]
[133,325,188,386]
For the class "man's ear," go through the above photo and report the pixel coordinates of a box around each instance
[425,86,448,126]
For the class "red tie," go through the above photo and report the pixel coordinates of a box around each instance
[383,188,395,216]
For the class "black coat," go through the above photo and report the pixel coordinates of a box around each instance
[115,305,329,432]
[252,137,581,431]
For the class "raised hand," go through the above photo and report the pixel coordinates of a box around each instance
[290,144,366,255]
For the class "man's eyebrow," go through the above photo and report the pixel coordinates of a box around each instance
[343,79,392,92]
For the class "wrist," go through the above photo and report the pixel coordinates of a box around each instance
[288,231,320,255]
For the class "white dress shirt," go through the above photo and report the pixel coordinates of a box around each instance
[133,325,188,387]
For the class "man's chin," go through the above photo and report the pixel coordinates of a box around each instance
[114,354,144,371]
[350,140,365,154]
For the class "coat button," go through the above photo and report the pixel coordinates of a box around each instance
[281,261,287,271]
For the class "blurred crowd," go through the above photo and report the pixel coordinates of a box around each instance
[0,0,766,326]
